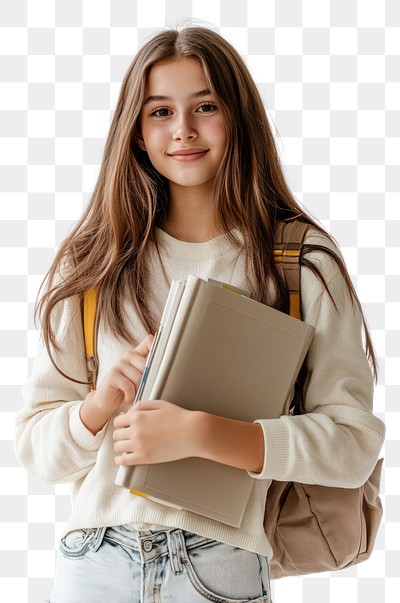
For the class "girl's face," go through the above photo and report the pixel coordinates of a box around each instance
[139,58,227,196]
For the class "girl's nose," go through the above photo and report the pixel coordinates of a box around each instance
[172,113,197,141]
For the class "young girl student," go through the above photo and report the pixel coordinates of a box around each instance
[16,26,385,603]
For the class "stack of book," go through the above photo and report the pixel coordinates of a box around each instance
[115,275,315,527]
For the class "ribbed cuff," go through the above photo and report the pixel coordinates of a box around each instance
[247,418,291,481]
[68,401,108,451]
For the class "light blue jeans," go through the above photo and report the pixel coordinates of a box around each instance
[49,524,271,602]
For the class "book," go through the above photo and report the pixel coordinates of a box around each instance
[115,275,315,527]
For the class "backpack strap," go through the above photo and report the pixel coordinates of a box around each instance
[83,287,98,391]
[274,220,310,320]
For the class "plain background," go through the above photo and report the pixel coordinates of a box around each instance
[0,1,398,601]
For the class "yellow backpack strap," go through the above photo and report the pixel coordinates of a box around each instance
[274,220,310,320]
[83,287,99,391]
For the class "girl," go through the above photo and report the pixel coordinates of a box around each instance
[16,26,385,603]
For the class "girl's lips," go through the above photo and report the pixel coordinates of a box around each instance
[168,150,209,162]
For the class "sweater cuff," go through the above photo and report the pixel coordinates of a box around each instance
[68,401,108,451]
[247,418,291,480]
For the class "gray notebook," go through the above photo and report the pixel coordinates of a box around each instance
[115,275,315,527]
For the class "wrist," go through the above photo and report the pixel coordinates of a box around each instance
[80,390,115,435]
[194,411,265,473]
[187,411,210,458]
[192,411,220,460]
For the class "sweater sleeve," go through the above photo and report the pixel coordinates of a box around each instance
[249,236,385,488]
[15,294,108,483]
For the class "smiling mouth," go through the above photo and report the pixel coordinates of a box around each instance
[168,150,209,161]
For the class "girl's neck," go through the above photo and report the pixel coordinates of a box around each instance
[161,218,226,243]
[164,185,225,243]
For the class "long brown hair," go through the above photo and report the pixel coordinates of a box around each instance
[36,25,377,386]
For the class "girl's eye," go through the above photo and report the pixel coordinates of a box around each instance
[197,103,217,113]
[150,103,217,117]
[152,108,172,117]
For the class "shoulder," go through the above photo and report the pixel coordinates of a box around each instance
[300,225,355,321]
[301,225,346,286]
[303,225,343,277]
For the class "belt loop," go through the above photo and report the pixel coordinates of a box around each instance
[89,526,107,552]
[167,530,186,574]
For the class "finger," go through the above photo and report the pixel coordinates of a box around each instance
[134,333,155,358]
[115,400,160,419]
[133,399,164,411]
[114,452,139,466]
[118,359,143,387]
[109,372,137,404]
[113,413,132,429]
[120,352,147,376]
[114,439,135,454]
[112,426,124,440]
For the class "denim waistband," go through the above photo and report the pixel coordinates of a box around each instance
[104,525,212,567]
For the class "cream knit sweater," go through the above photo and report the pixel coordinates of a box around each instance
[15,227,385,556]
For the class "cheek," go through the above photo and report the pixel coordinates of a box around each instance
[143,132,168,172]
[144,122,168,143]
[211,118,228,145]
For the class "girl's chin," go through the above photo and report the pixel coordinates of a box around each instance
[167,180,214,191]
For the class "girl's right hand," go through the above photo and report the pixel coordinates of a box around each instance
[80,334,154,435]
[92,333,155,413]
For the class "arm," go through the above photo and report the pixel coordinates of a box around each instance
[113,401,265,473]
[249,236,385,487]
[15,294,105,483]
[15,290,153,483]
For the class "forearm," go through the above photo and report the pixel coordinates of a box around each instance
[15,401,102,483]
[195,411,265,474]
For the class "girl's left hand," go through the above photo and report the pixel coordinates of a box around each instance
[113,400,200,466]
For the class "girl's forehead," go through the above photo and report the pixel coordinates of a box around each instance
[145,58,210,94]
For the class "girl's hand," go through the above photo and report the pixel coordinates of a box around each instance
[79,334,154,435]
[90,334,154,414]
[113,400,200,466]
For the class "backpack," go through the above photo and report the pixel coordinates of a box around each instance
[82,219,383,580]
[266,219,383,579]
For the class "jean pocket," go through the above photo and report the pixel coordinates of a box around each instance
[185,540,269,603]
[59,528,98,559]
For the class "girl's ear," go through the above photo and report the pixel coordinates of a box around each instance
[135,130,146,151]
[136,135,146,151]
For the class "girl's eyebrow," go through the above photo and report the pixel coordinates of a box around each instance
[143,88,212,106]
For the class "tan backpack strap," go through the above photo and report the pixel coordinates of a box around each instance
[83,287,99,391]
[274,219,310,320]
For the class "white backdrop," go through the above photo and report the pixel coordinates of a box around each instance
[0,1,398,602]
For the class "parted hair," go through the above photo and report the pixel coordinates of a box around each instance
[36,25,377,391]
